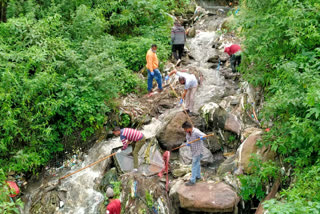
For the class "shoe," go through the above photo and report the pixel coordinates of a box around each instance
[185,181,195,186]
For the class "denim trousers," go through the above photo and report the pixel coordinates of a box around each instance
[147,69,163,92]
[190,154,203,183]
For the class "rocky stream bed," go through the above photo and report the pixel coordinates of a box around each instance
[19,2,275,214]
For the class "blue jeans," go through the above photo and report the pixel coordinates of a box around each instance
[190,154,203,183]
[147,69,163,92]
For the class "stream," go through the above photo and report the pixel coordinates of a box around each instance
[21,2,257,214]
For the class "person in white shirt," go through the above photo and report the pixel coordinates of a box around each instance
[166,69,198,115]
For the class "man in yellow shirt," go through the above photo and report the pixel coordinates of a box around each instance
[146,44,163,96]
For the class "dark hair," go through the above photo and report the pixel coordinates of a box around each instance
[179,76,186,83]
[151,44,157,48]
[113,127,121,131]
[182,121,192,129]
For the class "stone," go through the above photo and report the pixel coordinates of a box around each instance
[200,102,241,135]
[157,112,189,150]
[172,167,191,178]
[179,143,214,165]
[207,55,220,63]
[114,138,164,176]
[206,134,222,153]
[217,155,237,175]
[224,113,241,135]
[177,181,239,212]
[237,131,276,173]
[99,167,118,192]
[187,26,196,37]
[120,173,172,214]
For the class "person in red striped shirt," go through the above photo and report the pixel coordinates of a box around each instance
[113,127,146,170]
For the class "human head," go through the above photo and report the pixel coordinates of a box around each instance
[182,121,193,134]
[106,187,114,198]
[113,127,121,136]
[179,76,186,85]
[151,44,157,52]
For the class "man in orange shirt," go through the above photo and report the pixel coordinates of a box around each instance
[146,44,163,96]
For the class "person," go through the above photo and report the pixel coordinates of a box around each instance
[146,44,163,96]
[113,127,146,170]
[165,69,198,115]
[171,20,186,63]
[181,121,206,186]
[106,187,121,214]
[224,44,241,73]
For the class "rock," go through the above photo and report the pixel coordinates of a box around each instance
[224,113,241,135]
[114,138,164,176]
[99,167,118,192]
[217,155,237,175]
[157,112,189,150]
[172,166,191,178]
[200,102,241,135]
[179,143,214,165]
[206,134,222,153]
[219,52,229,62]
[241,127,262,142]
[187,26,196,37]
[207,55,219,63]
[176,181,239,212]
[237,130,276,173]
[120,173,172,214]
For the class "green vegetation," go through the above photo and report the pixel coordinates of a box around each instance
[235,0,320,211]
[0,0,189,210]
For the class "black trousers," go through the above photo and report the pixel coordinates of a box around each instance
[172,44,184,60]
[230,54,242,73]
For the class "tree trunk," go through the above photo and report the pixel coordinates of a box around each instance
[0,0,7,23]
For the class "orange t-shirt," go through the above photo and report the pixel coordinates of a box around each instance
[146,49,159,72]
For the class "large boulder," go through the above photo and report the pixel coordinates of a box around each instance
[157,112,189,150]
[114,138,164,176]
[176,181,239,212]
[217,155,237,176]
[237,130,276,173]
[120,173,173,214]
[200,102,241,135]
[179,143,214,165]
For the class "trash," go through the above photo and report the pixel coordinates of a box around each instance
[6,181,20,197]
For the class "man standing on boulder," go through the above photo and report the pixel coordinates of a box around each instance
[182,121,206,186]
[165,69,198,115]
[106,187,121,214]
[171,20,186,64]
[224,44,241,73]
[146,44,163,96]
[113,127,146,171]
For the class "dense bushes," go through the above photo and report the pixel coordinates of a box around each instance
[0,0,189,176]
[235,0,320,211]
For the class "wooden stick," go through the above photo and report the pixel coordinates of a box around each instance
[171,133,214,151]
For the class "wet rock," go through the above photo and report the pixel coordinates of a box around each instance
[200,102,241,135]
[206,134,222,153]
[120,173,173,214]
[237,130,276,173]
[224,113,241,135]
[179,143,214,165]
[176,181,239,212]
[114,138,164,176]
[187,26,196,37]
[172,166,191,178]
[207,55,220,63]
[157,112,189,150]
[217,155,236,175]
[99,168,118,193]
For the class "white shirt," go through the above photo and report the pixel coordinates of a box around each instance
[176,71,198,90]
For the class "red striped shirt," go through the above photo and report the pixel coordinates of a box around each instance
[120,128,143,144]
